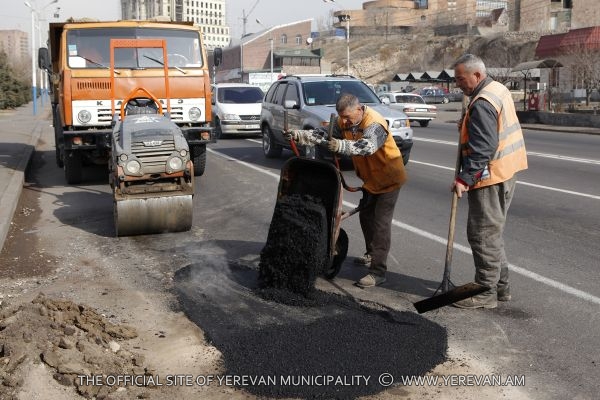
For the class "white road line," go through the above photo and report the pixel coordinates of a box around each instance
[414,137,600,165]
[209,147,600,306]
[410,160,600,200]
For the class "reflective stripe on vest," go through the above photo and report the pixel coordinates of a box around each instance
[460,81,528,188]
[339,106,407,193]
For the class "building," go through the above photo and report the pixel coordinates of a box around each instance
[0,30,29,62]
[120,0,230,49]
[510,0,600,33]
[214,20,318,91]
[326,1,509,34]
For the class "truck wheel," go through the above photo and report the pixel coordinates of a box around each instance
[262,125,282,158]
[419,120,430,127]
[193,146,207,176]
[64,151,83,184]
[52,107,64,168]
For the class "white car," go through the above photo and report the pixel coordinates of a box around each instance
[380,92,437,127]
[211,83,264,137]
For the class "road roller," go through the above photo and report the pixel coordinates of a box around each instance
[109,87,194,236]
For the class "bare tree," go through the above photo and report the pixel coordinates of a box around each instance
[564,42,600,106]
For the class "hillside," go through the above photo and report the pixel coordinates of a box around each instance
[317,29,540,84]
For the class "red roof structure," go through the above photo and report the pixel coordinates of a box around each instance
[536,26,600,58]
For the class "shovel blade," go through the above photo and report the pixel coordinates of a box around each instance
[413,282,489,314]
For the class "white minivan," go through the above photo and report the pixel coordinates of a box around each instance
[211,83,264,138]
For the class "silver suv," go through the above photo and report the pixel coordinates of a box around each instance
[260,75,413,164]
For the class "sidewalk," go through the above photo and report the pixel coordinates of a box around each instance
[0,101,51,251]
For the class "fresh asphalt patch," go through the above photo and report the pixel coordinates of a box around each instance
[174,260,447,399]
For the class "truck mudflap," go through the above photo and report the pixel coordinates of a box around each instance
[182,126,216,146]
[114,193,193,236]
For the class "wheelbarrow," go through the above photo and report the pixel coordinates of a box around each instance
[275,112,363,279]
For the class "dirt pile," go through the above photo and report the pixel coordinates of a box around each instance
[0,293,156,399]
[258,194,328,296]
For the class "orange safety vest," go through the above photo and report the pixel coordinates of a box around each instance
[460,81,528,189]
[338,106,407,194]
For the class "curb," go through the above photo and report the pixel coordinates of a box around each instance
[0,119,45,251]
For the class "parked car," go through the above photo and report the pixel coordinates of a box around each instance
[418,87,449,104]
[260,75,413,164]
[379,92,437,127]
[211,83,264,138]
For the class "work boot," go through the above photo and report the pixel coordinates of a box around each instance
[356,273,386,288]
[353,253,371,267]
[453,294,497,309]
[497,286,511,302]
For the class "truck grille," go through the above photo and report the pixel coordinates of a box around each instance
[98,106,185,123]
[131,139,175,171]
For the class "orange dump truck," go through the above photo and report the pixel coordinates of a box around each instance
[40,19,214,184]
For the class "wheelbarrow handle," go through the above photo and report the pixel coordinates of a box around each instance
[284,110,300,157]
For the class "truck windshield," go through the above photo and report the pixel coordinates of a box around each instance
[66,27,203,69]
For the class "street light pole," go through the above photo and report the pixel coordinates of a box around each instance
[25,1,37,115]
[256,19,273,83]
[323,0,350,75]
[24,0,58,116]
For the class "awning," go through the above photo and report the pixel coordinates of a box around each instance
[511,59,563,72]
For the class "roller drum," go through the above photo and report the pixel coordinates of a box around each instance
[114,195,193,236]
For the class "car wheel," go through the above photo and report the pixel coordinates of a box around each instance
[192,145,207,176]
[419,120,430,127]
[262,125,282,158]
[443,97,449,104]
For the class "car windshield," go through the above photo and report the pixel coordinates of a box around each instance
[302,80,380,106]
[396,95,424,104]
[218,87,264,103]
[66,27,203,69]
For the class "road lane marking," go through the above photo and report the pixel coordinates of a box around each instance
[208,147,600,306]
[414,137,600,165]
[410,160,600,200]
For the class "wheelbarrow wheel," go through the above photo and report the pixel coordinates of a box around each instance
[323,228,348,279]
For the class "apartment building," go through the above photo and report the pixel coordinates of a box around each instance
[0,30,29,62]
[120,0,230,49]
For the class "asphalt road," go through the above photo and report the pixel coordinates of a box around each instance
[1,113,598,399]
[199,118,600,398]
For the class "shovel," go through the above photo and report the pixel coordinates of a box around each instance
[413,96,489,314]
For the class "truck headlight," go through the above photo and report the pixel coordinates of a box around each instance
[223,113,241,120]
[77,110,92,124]
[125,160,141,174]
[189,107,201,121]
[167,156,183,172]
[179,149,188,157]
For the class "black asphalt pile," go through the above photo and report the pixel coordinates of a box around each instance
[175,262,447,399]
[258,194,328,296]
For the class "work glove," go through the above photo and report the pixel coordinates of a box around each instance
[327,138,342,153]
[284,130,300,142]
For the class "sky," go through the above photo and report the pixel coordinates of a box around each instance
[0,0,365,43]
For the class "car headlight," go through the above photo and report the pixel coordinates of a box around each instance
[77,110,92,124]
[167,156,183,172]
[391,119,409,128]
[125,160,141,175]
[189,107,201,121]
[223,113,241,120]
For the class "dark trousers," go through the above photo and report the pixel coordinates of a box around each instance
[359,188,400,277]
